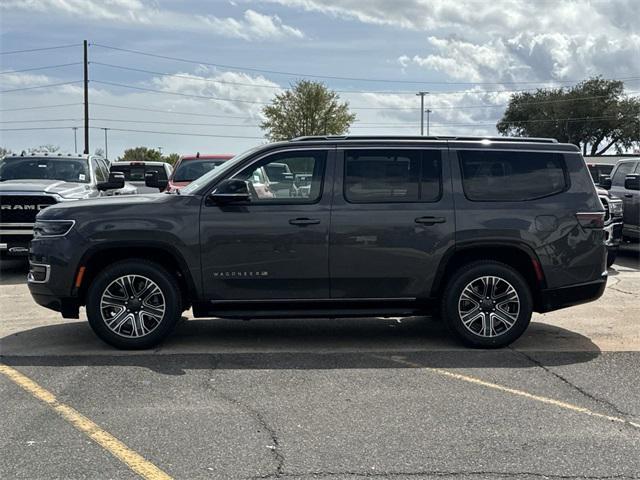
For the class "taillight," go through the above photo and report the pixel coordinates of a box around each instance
[576,212,605,229]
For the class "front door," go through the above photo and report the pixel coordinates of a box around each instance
[329,147,454,299]
[610,161,640,237]
[200,148,333,300]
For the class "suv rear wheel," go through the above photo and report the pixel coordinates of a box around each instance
[442,260,533,348]
[86,260,182,349]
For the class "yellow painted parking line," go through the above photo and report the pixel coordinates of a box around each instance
[377,355,640,430]
[0,364,173,480]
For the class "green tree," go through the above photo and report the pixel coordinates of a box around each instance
[118,147,163,162]
[261,80,356,141]
[497,77,640,155]
[163,153,180,166]
[0,147,12,158]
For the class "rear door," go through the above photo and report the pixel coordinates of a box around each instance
[200,148,333,300]
[329,145,454,299]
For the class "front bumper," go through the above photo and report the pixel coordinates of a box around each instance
[538,273,607,313]
[603,219,623,248]
[0,233,32,257]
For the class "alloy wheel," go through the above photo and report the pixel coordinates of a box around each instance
[100,275,166,338]
[457,275,520,338]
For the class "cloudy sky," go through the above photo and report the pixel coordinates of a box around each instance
[1,0,639,158]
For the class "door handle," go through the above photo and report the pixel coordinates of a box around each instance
[415,216,446,225]
[289,218,321,226]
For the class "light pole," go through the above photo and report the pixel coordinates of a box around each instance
[425,109,432,136]
[416,91,429,135]
[72,127,78,153]
[101,128,109,159]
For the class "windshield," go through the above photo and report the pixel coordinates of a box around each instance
[0,157,90,183]
[180,146,262,195]
[173,159,229,182]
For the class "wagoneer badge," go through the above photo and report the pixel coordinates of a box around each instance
[213,271,270,278]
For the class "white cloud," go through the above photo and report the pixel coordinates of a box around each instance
[0,1,304,40]
[261,0,640,83]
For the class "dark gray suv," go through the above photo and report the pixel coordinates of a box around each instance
[28,136,607,349]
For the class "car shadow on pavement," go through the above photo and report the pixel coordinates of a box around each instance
[0,259,29,286]
[1,316,601,375]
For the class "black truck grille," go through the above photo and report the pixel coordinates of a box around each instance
[0,195,57,224]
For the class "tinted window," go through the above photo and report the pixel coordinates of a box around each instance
[173,159,227,182]
[612,162,636,187]
[459,150,567,201]
[111,165,168,182]
[344,149,442,203]
[236,150,326,203]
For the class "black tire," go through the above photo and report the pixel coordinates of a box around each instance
[606,249,617,268]
[442,260,533,348]
[86,260,182,349]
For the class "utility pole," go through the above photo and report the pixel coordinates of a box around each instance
[83,40,89,155]
[426,109,432,136]
[72,127,78,153]
[416,91,429,135]
[102,128,109,159]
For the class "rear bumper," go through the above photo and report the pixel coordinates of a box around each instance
[538,274,607,313]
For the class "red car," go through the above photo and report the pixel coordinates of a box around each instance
[167,153,234,192]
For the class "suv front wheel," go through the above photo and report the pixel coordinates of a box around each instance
[442,260,533,348]
[86,260,182,349]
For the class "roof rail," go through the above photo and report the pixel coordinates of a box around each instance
[290,135,558,144]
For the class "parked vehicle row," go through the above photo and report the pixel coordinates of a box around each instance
[0,153,131,258]
[28,136,608,350]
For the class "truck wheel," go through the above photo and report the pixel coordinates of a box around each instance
[86,260,182,349]
[442,260,533,348]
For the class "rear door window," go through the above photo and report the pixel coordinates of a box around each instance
[459,150,567,201]
[344,149,442,203]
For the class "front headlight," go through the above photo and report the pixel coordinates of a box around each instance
[609,200,623,217]
[33,220,75,238]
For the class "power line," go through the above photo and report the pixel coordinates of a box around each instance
[0,126,80,131]
[93,43,640,87]
[0,103,80,113]
[90,126,263,139]
[92,102,251,119]
[91,61,602,96]
[0,62,83,75]
[91,80,269,105]
[0,44,80,55]
[0,118,81,123]
[0,80,83,93]
[89,80,640,110]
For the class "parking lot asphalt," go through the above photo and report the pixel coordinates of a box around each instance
[1,244,639,479]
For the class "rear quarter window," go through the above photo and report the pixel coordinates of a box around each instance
[459,150,568,202]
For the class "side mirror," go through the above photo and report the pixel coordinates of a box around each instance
[599,175,612,190]
[97,172,125,191]
[209,178,251,204]
[625,174,640,191]
[145,170,168,191]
